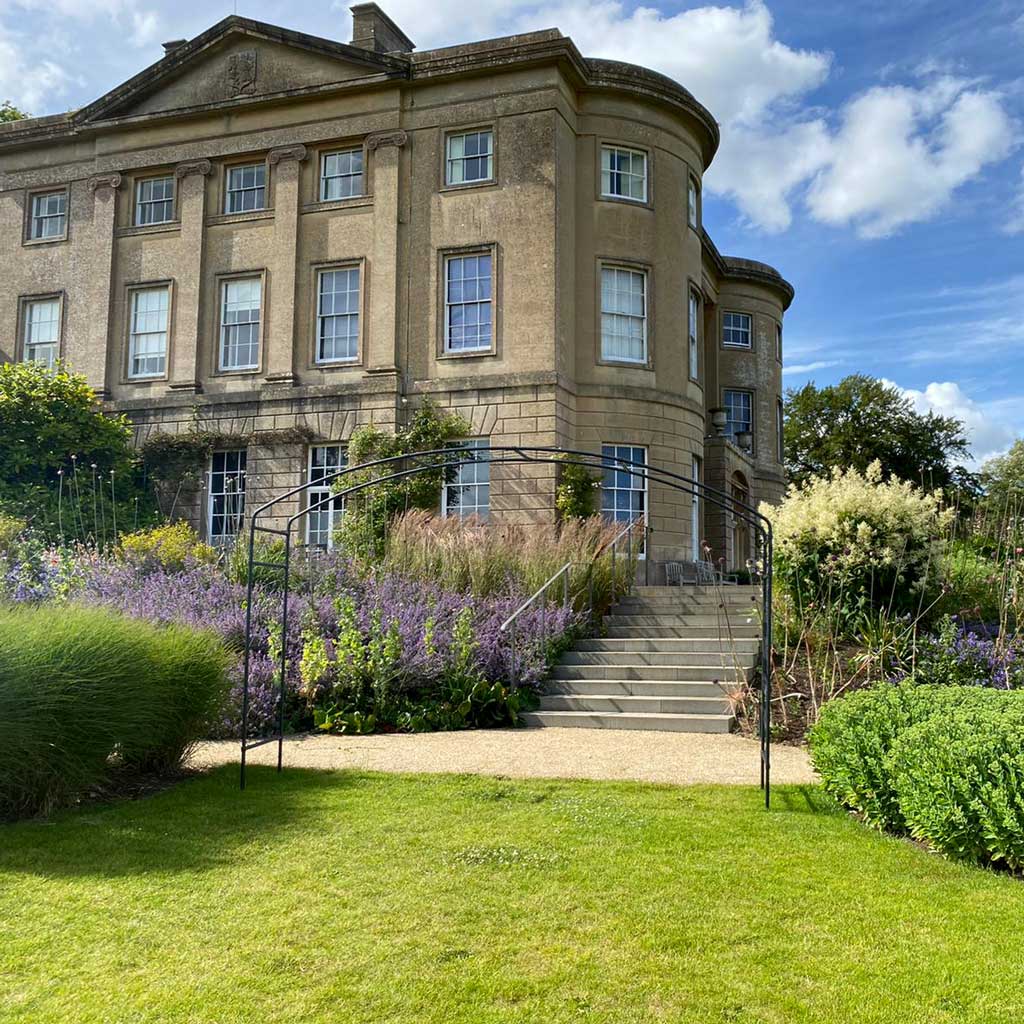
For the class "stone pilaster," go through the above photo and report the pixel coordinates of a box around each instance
[80,174,121,397]
[264,144,307,386]
[365,130,407,377]
[169,159,212,393]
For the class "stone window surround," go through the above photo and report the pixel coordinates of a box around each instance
[687,276,702,384]
[595,257,654,371]
[721,309,754,350]
[308,258,366,370]
[688,172,701,231]
[122,279,175,384]
[212,268,268,377]
[132,173,178,228]
[314,139,371,205]
[776,397,785,464]
[439,123,498,193]
[217,155,272,218]
[722,385,756,456]
[16,290,65,364]
[596,140,653,209]
[436,243,500,361]
[775,320,783,363]
[22,185,70,246]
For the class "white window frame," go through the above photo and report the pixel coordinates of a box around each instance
[724,389,753,440]
[443,252,493,354]
[691,454,702,561]
[135,176,175,226]
[441,439,491,520]
[688,176,699,229]
[218,276,262,372]
[688,289,700,381]
[27,190,67,242]
[127,285,170,379]
[316,265,361,365]
[600,145,648,203]
[601,444,648,557]
[320,148,363,201]
[21,296,62,368]
[207,450,246,545]
[600,265,648,365]
[224,163,266,214]
[722,311,753,349]
[445,129,494,187]
[306,444,347,548]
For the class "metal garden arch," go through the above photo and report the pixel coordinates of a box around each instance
[239,446,775,806]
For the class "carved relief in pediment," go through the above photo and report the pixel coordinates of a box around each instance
[227,49,258,97]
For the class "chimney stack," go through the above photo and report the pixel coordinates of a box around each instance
[162,39,188,55]
[350,3,414,54]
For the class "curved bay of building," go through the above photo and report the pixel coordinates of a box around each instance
[0,7,793,569]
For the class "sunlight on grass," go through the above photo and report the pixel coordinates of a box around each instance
[1,768,1022,1023]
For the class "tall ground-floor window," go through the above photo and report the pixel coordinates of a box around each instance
[442,439,490,519]
[601,444,647,554]
[208,450,246,545]
[691,454,702,561]
[307,444,347,548]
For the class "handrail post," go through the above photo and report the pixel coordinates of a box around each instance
[645,519,650,587]
[611,540,617,605]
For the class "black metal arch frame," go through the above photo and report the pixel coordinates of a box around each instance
[240,445,774,806]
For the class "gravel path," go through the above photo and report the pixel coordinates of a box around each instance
[195,728,815,786]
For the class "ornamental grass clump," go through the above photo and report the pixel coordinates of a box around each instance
[0,604,229,818]
[764,461,953,628]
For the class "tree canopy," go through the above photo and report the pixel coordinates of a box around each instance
[783,374,972,492]
[0,102,29,123]
[979,439,1024,512]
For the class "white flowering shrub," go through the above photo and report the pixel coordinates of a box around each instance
[762,462,953,619]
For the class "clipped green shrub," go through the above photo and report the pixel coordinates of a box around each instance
[118,521,218,573]
[808,683,1008,830]
[0,605,229,818]
[889,700,1024,870]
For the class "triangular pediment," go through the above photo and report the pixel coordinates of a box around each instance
[77,17,408,124]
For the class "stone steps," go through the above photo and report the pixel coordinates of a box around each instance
[526,585,761,734]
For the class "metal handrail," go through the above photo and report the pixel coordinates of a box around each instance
[500,562,573,689]
[500,562,572,634]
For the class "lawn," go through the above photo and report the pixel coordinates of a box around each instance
[2,768,1022,1024]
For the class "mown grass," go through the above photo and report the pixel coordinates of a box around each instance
[2,768,1022,1023]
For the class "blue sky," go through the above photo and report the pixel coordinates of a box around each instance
[2,0,1021,464]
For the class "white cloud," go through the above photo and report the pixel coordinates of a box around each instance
[0,32,72,111]
[883,379,1020,467]
[807,79,1017,238]
[782,359,843,376]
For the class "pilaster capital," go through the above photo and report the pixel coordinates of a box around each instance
[268,144,308,166]
[366,130,408,152]
[174,159,213,179]
[88,173,122,193]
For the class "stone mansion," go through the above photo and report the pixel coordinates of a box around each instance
[0,4,792,568]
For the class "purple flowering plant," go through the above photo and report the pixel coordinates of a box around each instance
[3,540,583,738]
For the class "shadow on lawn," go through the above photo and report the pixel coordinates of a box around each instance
[773,785,842,817]
[0,765,353,880]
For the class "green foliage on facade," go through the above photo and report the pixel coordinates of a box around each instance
[554,459,602,520]
[333,400,469,557]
